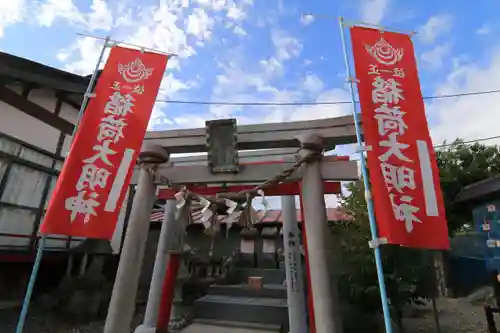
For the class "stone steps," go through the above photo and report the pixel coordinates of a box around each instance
[193,295,288,328]
[208,284,286,299]
[191,319,281,331]
[180,323,278,333]
[232,268,286,285]
[190,268,289,331]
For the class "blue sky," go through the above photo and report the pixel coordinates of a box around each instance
[1,0,500,207]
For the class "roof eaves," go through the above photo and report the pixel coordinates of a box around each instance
[0,52,89,94]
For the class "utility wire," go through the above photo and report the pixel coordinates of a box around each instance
[433,135,500,148]
[349,135,500,159]
[155,88,500,106]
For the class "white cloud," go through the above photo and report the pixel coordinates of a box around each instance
[302,74,324,94]
[148,72,193,130]
[157,73,192,100]
[87,0,113,31]
[194,0,228,12]
[227,4,246,21]
[51,0,252,76]
[36,0,85,28]
[421,43,451,68]
[259,57,284,78]
[300,14,314,26]
[418,14,453,44]
[233,25,247,36]
[172,114,209,128]
[0,0,26,37]
[148,111,173,130]
[428,47,500,146]
[271,29,302,61]
[360,0,390,25]
[289,88,351,122]
[59,36,111,75]
[36,0,113,31]
[57,4,192,74]
[186,8,214,41]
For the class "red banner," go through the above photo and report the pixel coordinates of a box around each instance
[350,27,449,249]
[40,47,168,239]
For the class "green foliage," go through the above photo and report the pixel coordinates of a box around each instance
[332,180,434,315]
[436,139,500,233]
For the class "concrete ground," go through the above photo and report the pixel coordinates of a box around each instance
[180,323,277,333]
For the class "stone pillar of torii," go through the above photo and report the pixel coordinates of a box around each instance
[102,116,359,333]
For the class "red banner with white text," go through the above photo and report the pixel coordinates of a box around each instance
[40,47,168,239]
[350,27,449,249]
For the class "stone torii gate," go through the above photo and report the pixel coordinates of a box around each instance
[103,116,359,333]
[150,148,345,333]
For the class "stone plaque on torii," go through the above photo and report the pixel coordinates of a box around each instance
[103,115,359,333]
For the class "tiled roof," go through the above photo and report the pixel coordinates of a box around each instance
[260,208,350,223]
[455,175,500,202]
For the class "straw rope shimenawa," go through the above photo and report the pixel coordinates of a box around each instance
[144,146,325,236]
[148,146,324,227]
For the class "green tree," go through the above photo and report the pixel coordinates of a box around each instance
[332,180,434,329]
[436,140,500,233]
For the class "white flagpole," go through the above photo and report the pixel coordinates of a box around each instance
[15,36,111,333]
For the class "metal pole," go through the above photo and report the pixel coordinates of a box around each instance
[339,16,393,333]
[134,199,177,333]
[15,36,110,333]
[298,133,343,333]
[15,237,46,333]
[281,195,308,333]
[73,36,111,130]
[104,145,169,333]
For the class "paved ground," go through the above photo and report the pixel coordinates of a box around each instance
[0,297,492,332]
[403,298,488,333]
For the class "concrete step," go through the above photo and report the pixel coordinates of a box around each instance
[191,319,281,331]
[233,268,286,285]
[209,284,287,299]
[194,295,288,328]
[180,323,278,333]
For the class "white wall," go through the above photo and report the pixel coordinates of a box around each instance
[59,102,78,155]
[29,89,57,114]
[0,86,69,153]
